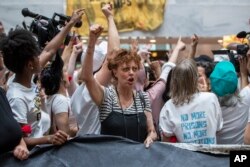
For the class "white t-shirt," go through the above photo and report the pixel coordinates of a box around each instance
[159,92,223,144]
[7,82,50,138]
[217,86,250,144]
[46,94,69,115]
[70,83,101,135]
[46,94,77,131]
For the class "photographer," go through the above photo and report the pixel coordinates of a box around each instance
[243,43,250,144]
[0,9,84,148]
[210,58,250,144]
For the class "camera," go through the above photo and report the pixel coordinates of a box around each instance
[212,43,249,73]
[236,44,249,56]
[21,8,82,48]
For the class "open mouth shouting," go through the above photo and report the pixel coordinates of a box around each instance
[128,77,134,85]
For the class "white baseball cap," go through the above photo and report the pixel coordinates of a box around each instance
[81,40,108,72]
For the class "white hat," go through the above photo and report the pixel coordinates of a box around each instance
[81,40,108,72]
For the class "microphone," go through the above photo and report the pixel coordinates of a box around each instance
[21,8,49,20]
[22,8,39,18]
[236,31,247,38]
[22,8,82,28]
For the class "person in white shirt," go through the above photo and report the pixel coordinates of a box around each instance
[243,45,250,144]
[159,58,223,144]
[210,61,250,144]
[71,4,119,136]
[40,54,77,137]
[0,9,84,147]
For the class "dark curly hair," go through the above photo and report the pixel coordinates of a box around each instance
[40,53,64,95]
[196,61,215,78]
[0,28,40,74]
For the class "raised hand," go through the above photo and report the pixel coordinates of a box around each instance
[72,41,83,56]
[70,9,85,25]
[188,34,198,58]
[89,24,104,42]
[131,39,139,53]
[239,56,248,76]
[102,3,113,18]
[191,34,199,47]
[239,56,249,89]
[176,36,186,51]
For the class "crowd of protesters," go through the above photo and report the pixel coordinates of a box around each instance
[1,3,250,161]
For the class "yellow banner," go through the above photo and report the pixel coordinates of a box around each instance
[67,0,166,36]
[223,35,249,47]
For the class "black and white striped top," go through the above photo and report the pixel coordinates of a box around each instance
[99,86,151,122]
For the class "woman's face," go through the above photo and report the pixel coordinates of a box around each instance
[114,61,139,88]
[197,66,210,92]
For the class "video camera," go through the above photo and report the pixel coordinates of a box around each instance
[213,44,249,62]
[236,44,249,56]
[213,45,249,73]
[235,31,250,57]
[21,8,82,48]
[212,31,250,73]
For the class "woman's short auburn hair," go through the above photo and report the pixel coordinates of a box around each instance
[107,48,141,71]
